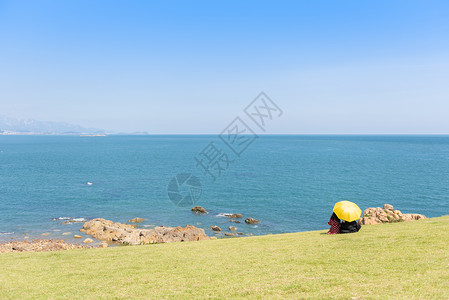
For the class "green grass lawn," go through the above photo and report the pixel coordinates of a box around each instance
[1,216,449,299]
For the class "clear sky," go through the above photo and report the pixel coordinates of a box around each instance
[0,0,448,134]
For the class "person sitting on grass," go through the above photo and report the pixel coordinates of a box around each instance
[327,212,340,234]
[339,219,361,234]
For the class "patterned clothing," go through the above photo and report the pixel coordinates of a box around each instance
[327,218,340,235]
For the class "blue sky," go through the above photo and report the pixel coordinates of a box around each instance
[0,0,448,133]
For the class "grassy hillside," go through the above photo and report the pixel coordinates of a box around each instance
[1,216,449,299]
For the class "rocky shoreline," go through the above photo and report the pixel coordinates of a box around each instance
[0,239,92,253]
[81,218,209,245]
[0,204,429,253]
[0,206,262,252]
[358,204,426,225]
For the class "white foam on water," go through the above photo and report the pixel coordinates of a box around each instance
[216,213,233,217]
[51,217,87,222]
[51,217,71,221]
[72,218,87,222]
[0,232,14,235]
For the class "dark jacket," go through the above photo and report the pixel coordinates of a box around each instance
[339,220,361,234]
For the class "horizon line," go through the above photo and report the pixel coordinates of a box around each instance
[95,132,449,136]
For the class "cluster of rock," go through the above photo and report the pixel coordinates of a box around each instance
[190,206,259,238]
[81,218,209,245]
[192,206,259,225]
[209,227,245,237]
[0,239,90,253]
[359,204,426,225]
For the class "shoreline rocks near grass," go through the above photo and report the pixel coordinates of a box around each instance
[82,218,209,245]
[359,204,426,225]
[1,204,428,253]
[0,239,91,253]
[197,208,259,236]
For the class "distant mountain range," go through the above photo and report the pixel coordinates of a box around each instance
[0,116,106,135]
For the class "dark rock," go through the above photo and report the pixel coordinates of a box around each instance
[245,218,259,224]
[210,226,222,232]
[192,206,207,214]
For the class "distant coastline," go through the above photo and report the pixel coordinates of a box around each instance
[0,131,151,136]
[0,130,107,136]
[0,116,107,136]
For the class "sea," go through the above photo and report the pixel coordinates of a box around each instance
[1,135,448,243]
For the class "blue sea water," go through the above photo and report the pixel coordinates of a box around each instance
[1,135,448,242]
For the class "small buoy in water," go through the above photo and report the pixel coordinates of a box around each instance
[87,182,93,186]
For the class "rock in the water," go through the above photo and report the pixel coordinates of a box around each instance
[192,206,207,214]
[83,238,94,244]
[224,233,235,236]
[128,217,146,223]
[359,204,426,225]
[229,226,237,231]
[41,233,51,236]
[210,226,222,231]
[73,235,82,238]
[100,242,108,248]
[383,204,394,211]
[82,218,209,245]
[245,218,259,224]
[229,219,241,223]
[62,232,71,235]
[222,213,242,218]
